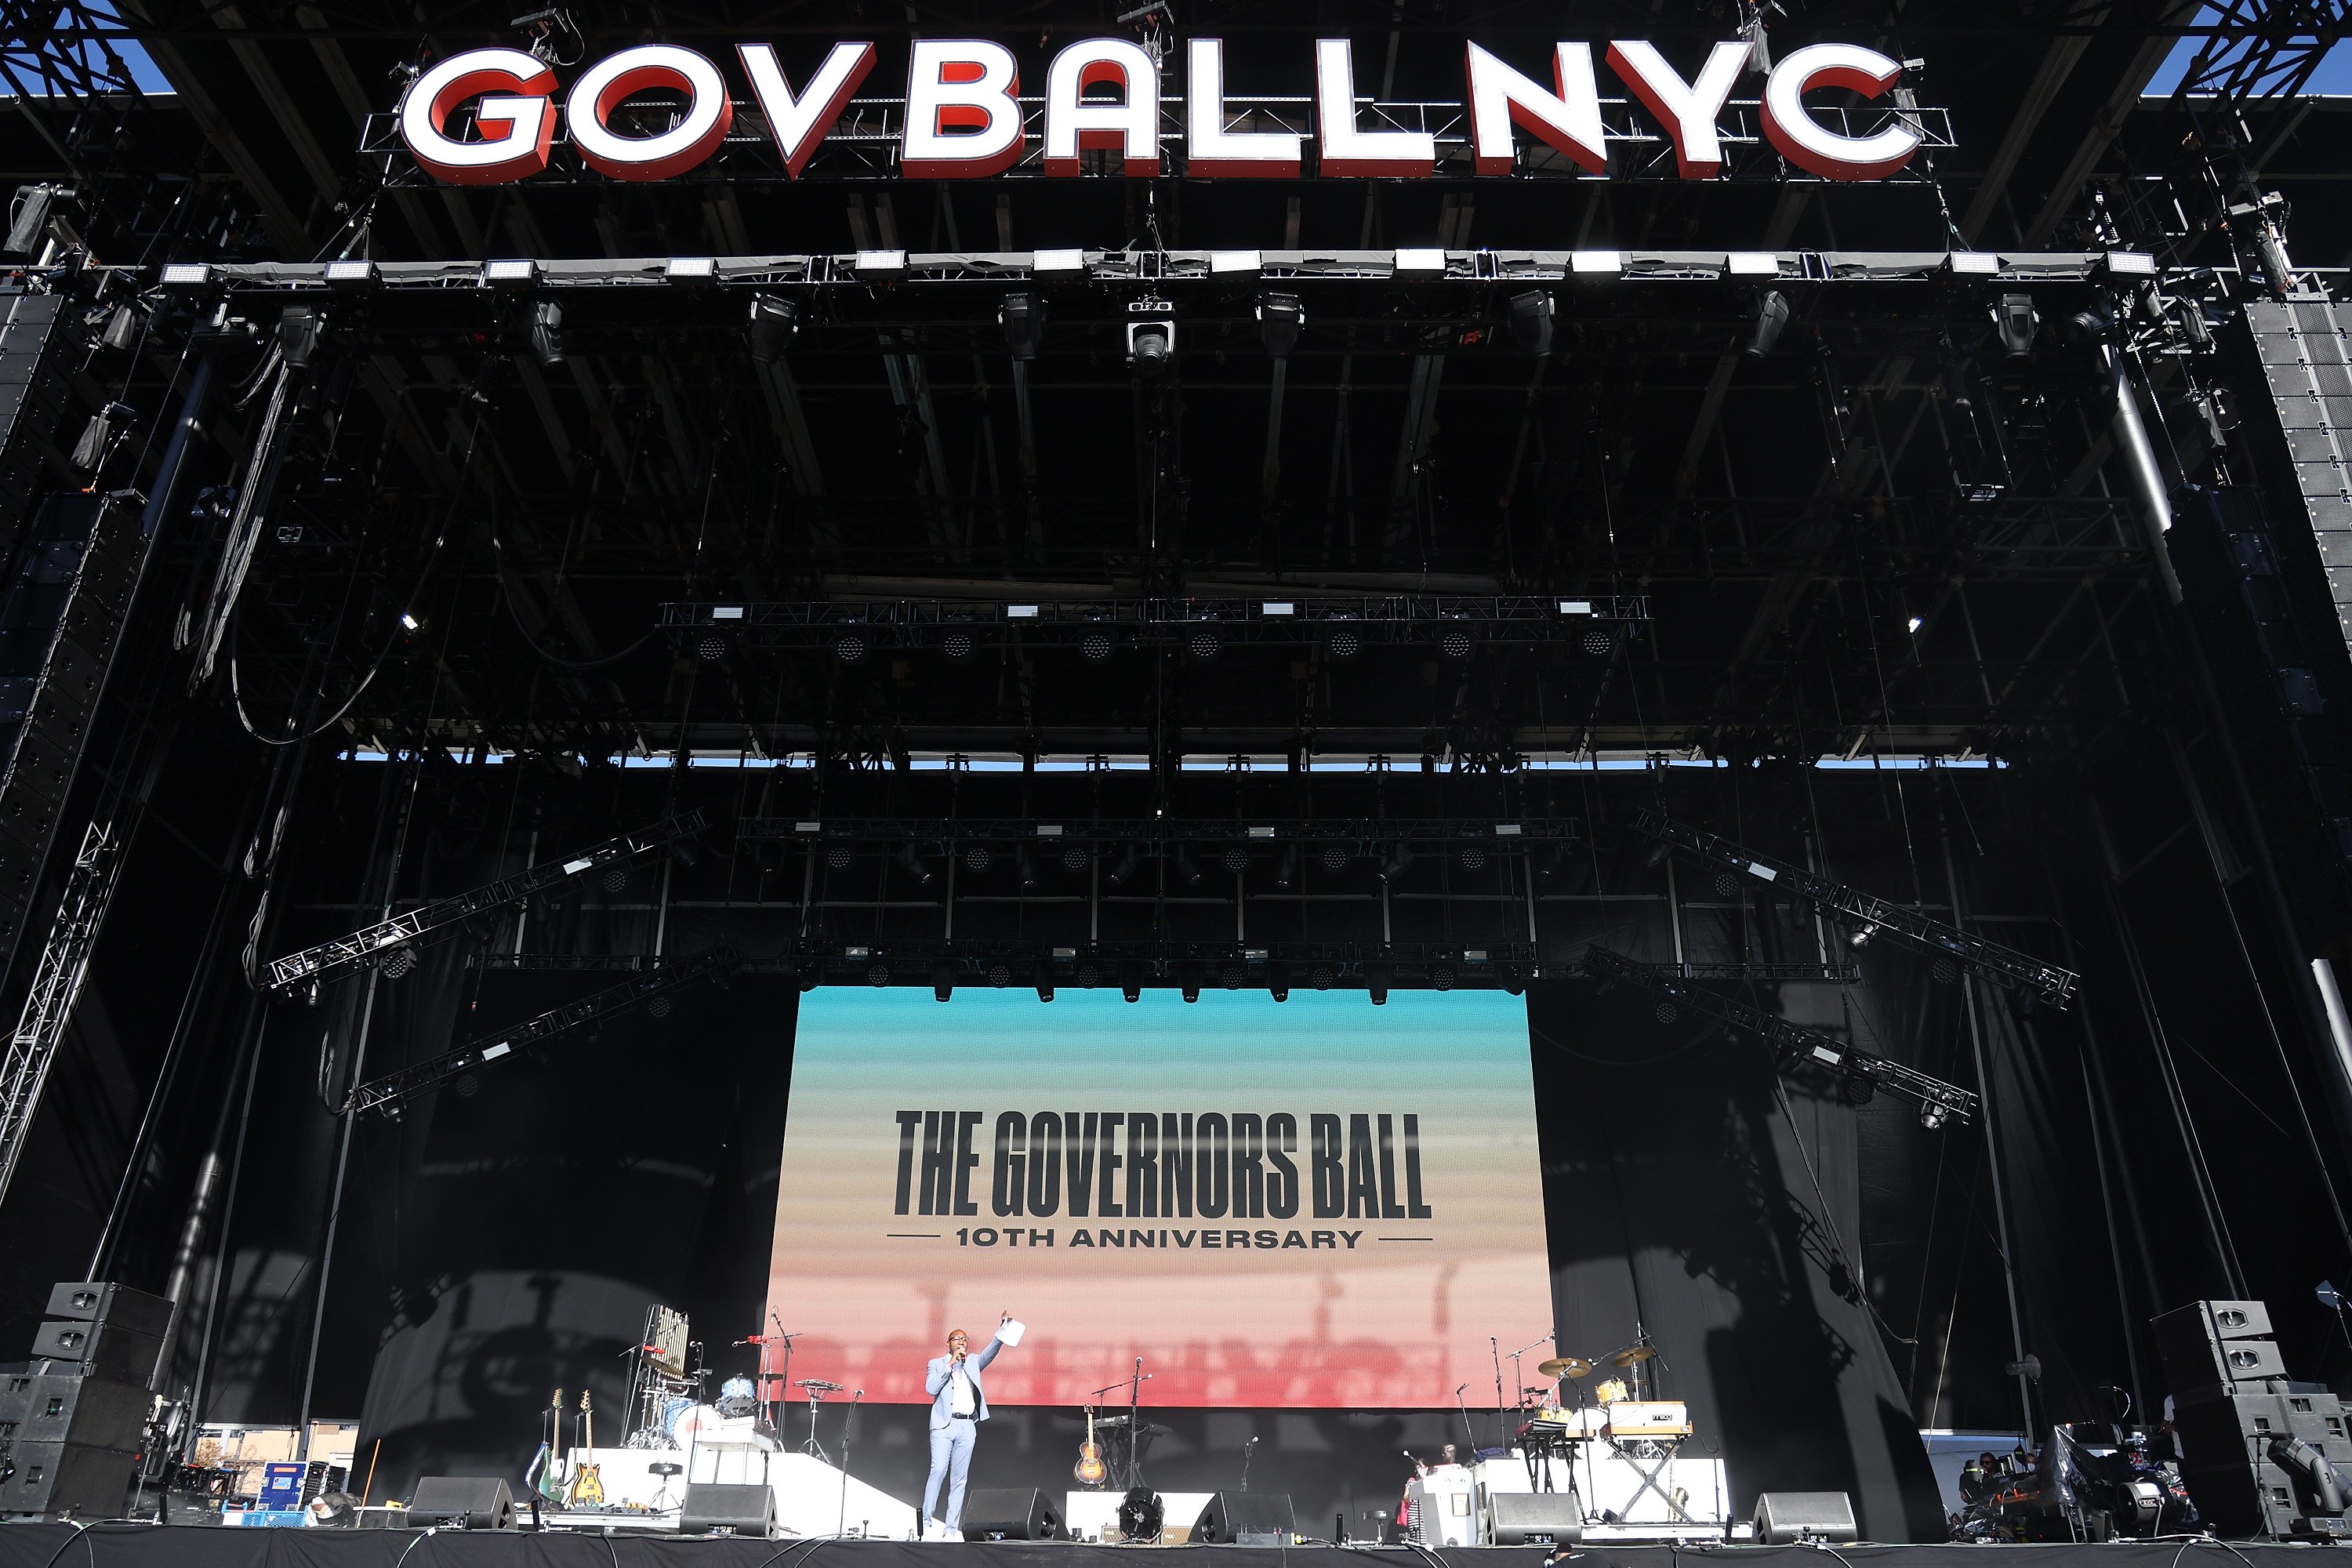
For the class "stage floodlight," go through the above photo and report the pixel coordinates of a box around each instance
[932,961,955,1002]
[1268,964,1291,1003]
[1106,844,1141,887]
[1126,299,1175,374]
[666,256,717,280]
[1180,965,1203,1004]
[4,183,61,258]
[1037,982,1055,1003]
[896,842,935,887]
[1000,292,1044,360]
[528,299,564,367]
[1744,289,1790,358]
[1257,292,1304,358]
[1918,1102,1948,1130]
[1644,840,1672,869]
[1367,964,1391,1005]
[749,294,800,364]
[1377,842,1414,883]
[325,259,377,286]
[483,258,535,284]
[160,262,209,288]
[1506,290,1554,357]
[1994,293,2038,358]
[1174,845,1202,886]
[1848,923,1877,949]
[1120,963,1144,1004]
[855,249,907,276]
[400,612,421,632]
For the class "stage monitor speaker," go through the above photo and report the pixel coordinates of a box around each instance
[680,1483,775,1537]
[1485,1491,1584,1546]
[1191,1490,1295,1544]
[961,1487,1066,1541]
[0,1439,135,1519]
[1754,1491,1857,1544]
[409,1476,513,1530]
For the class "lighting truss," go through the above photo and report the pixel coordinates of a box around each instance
[788,938,1536,990]
[1582,948,1979,1125]
[737,816,1578,852]
[1633,811,2078,1008]
[264,811,709,994]
[668,597,1649,655]
[350,946,739,1116]
[2164,0,2352,107]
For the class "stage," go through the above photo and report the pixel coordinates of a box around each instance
[0,1537,2334,1568]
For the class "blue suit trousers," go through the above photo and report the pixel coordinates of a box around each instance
[923,1419,976,1534]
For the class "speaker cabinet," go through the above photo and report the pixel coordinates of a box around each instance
[2157,1301,2288,1404]
[680,1482,776,1537]
[960,1486,1066,1540]
[1754,1491,1857,1544]
[28,1321,161,1389]
[1485,1491,1584,1546]
[0,1367,147,1453]
[1191,1491,1295,1544]
[409,1476,513,1530]
[0,1440,134,1519]
[42,1283,170,1338]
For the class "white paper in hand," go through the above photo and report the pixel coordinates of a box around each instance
[997,1318,1026,1347]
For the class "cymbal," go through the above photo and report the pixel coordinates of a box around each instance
[1606,1343,1657,1367]
[1537,1356,1594,1380]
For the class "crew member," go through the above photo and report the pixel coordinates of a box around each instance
[922,1312,1015,1537]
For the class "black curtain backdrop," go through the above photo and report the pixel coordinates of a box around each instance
[1527,982,1947,1543]
[350,970,797,1500]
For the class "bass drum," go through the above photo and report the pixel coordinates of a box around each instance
[659,1396,697,1443]
[670,1403,728,1443]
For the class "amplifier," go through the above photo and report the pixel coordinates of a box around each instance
[1606,1400,1692,1437]
[679,1482,775,1537]
[1485,1491,1584,1546]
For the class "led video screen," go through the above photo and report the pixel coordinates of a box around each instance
[764,988,1552,1407]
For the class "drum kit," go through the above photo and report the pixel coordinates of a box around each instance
[1512,1338,1697,1524]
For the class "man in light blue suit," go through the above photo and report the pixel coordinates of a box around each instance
[921,1312,1014,1537]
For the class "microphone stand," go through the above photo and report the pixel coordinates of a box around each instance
[1127,1357,1145,1490]
[1490,1337,1507,1449]
[1454,1384,1479,1460]
[837,1389,864,1536]
[1241,1436,1258,1494]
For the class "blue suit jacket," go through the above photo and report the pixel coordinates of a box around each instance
[925,1335,1004,1429]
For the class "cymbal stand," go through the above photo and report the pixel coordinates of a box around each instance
[800,1381,837,1465]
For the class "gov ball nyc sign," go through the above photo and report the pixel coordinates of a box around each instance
[397,37,1926,185]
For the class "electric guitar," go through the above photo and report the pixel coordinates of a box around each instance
[530,1388,568,1504]
[1074,1406,1106,1487]
[568,1391,605,1506]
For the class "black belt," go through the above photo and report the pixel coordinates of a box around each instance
[950,1413,975,1421]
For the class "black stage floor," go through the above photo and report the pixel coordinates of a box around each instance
[0,1536,2332,1567]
